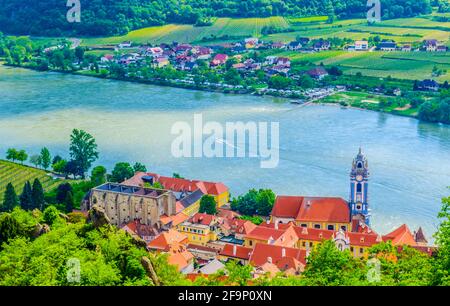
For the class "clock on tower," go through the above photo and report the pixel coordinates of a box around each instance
[349,148,370,225]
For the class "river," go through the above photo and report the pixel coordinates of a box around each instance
[1,65,449,237]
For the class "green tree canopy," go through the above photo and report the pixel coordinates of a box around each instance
[19,181,33,211]
[40,147,51,170]
[31,179,45,211]
[111,162,134,183]
[69,129,99,178]
[199,195,217,215]
[91,165,107,186]
[1,183,19,212]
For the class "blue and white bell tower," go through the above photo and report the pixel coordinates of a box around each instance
[349,148,370,225]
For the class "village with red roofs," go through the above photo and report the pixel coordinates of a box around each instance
[82,148,435,279]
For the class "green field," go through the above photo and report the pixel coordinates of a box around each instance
[78,14,450,47]
[272,50,450,82]
[82,17,290,46]
[0,160,64,203]
[288,16,329,24]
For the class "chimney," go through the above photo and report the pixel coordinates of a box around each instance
[266,219,270,225]
[267,257,272,264]
[282,248,286,258]
[275,222,278,230]
[233,244,237,256]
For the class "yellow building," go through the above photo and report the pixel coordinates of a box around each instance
[178,222,218,246]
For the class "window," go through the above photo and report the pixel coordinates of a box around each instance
[360,248,364,253]
[350,247,354,252]
[302,242,306,247]
[249,241,253,246]
[327,225,335,231]
[314,224,321,229]
[301,224,307,228]
[341,226,347,231]
[357,183,362,192]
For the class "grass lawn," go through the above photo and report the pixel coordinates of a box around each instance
[0,160,65,203]
[318,91,418,117]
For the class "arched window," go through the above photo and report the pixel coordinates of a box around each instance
[357,162,363,169]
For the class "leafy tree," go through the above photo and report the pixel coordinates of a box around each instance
[31,179,45,210]
[74,46,85,64]
[29,154,42,168]
[432,194,450,285]
[69,129,99,178]
[91,166,107,186]
[0,213,22,246]
[133,162,147,173]
[64,160,81,179]
[64,191,75,213]
[111,162,134,183]
[224,68,242,85]
[255,189,276,216]
[6,148,18,163]
[40,147,51,170]
[368,242,433,285]
[16,150,28,165]
[52,155,63,165]
[231,189,275,216]
[302,240,366,285]
[10,45,26,64]
[268,75,292,89]
[173,173,183,179]
[56,183,73,204]
[19,181,33,211]
[52,159,68,174]
[199,195,217,215]
[327,66,343,76]
[1,183,19,212]
[224,260,252,286]
[297,74,315,88]
[42,205,60,225]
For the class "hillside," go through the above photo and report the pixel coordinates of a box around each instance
[0,0,432,36]
[0,160,63,202]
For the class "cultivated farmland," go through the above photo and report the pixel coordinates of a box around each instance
[82,17,290,46]
[0,160,63,203]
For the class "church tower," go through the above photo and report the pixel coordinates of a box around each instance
[349,148,370,225]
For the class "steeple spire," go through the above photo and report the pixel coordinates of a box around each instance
[349,148,370,225]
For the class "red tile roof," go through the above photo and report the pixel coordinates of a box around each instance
[189,213,217,226]
[260,222,379,247]
[219,244,252,260]
[147,229,188,251]
[382,224,418,247]
[250,243,307,267]
[245,225,298,247]
[123,172,228,196]
[272,196,350,224]
[346,232,380,247]
[245,226,285,241]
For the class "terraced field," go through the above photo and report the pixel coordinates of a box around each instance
[0,160,63,202]
[82,17,290,46]
[272,50,450,81]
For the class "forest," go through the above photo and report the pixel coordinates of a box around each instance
[0,0,432,36]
